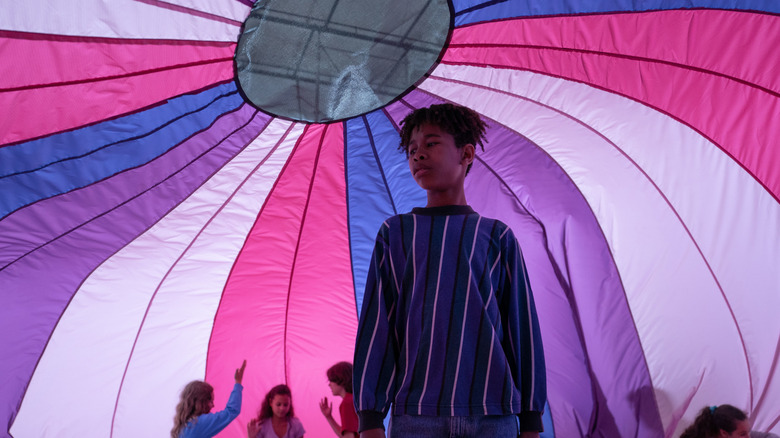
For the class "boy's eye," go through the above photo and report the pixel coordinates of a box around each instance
[408,148,416,156]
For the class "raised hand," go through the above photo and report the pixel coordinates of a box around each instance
[319,396,332,418]
[247,418,262,438]
[235,360,247,384]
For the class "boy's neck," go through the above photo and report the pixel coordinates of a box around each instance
[426,188,467,207]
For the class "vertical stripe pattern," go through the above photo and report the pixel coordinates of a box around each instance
[354,205,546,430]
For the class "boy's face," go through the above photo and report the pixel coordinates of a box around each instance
[407,123,473,195]
[327,380,346,397]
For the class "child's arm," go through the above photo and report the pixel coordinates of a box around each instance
[319,397,359,438]
[353,229,396,434]
[196,360,246,436]
[502,229,547,433]
[319,397,342,437]
[235,360,246,384]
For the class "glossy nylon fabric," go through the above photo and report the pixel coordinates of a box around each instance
[0,31,236,145]
[1,1,778,437]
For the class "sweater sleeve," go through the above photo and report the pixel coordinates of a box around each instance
[353,228,397,432]
[189,383,243,437]
[502,229,547,432]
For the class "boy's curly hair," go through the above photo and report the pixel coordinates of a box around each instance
[398,103,487,174]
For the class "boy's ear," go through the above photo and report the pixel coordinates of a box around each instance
[461,143,475,166]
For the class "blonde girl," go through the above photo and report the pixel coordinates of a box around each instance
[172,360,246,438]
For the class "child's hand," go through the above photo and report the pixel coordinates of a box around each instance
[319,397,332,418]
[235,360,247,384]
[247,418,261,438]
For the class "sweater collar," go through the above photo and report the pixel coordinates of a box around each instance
[410,205,475,216]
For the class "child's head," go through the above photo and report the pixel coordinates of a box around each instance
[258,384,295,421]
[398,103,487,176]
[326,361,353,395]
[171,381,214,438]
[680,404,750,438]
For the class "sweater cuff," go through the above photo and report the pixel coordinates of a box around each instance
[517,411,543,432]
[357,410,386,432]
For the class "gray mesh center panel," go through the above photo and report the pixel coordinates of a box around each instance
[235,0,451,123]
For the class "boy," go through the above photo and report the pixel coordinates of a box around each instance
[320,361,360,438]
[353,103,546,438]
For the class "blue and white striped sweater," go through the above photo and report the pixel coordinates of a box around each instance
[354,205,546,432]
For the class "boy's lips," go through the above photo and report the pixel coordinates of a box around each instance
[413,166,431,176]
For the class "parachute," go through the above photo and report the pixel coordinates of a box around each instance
[1,1,778,437]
